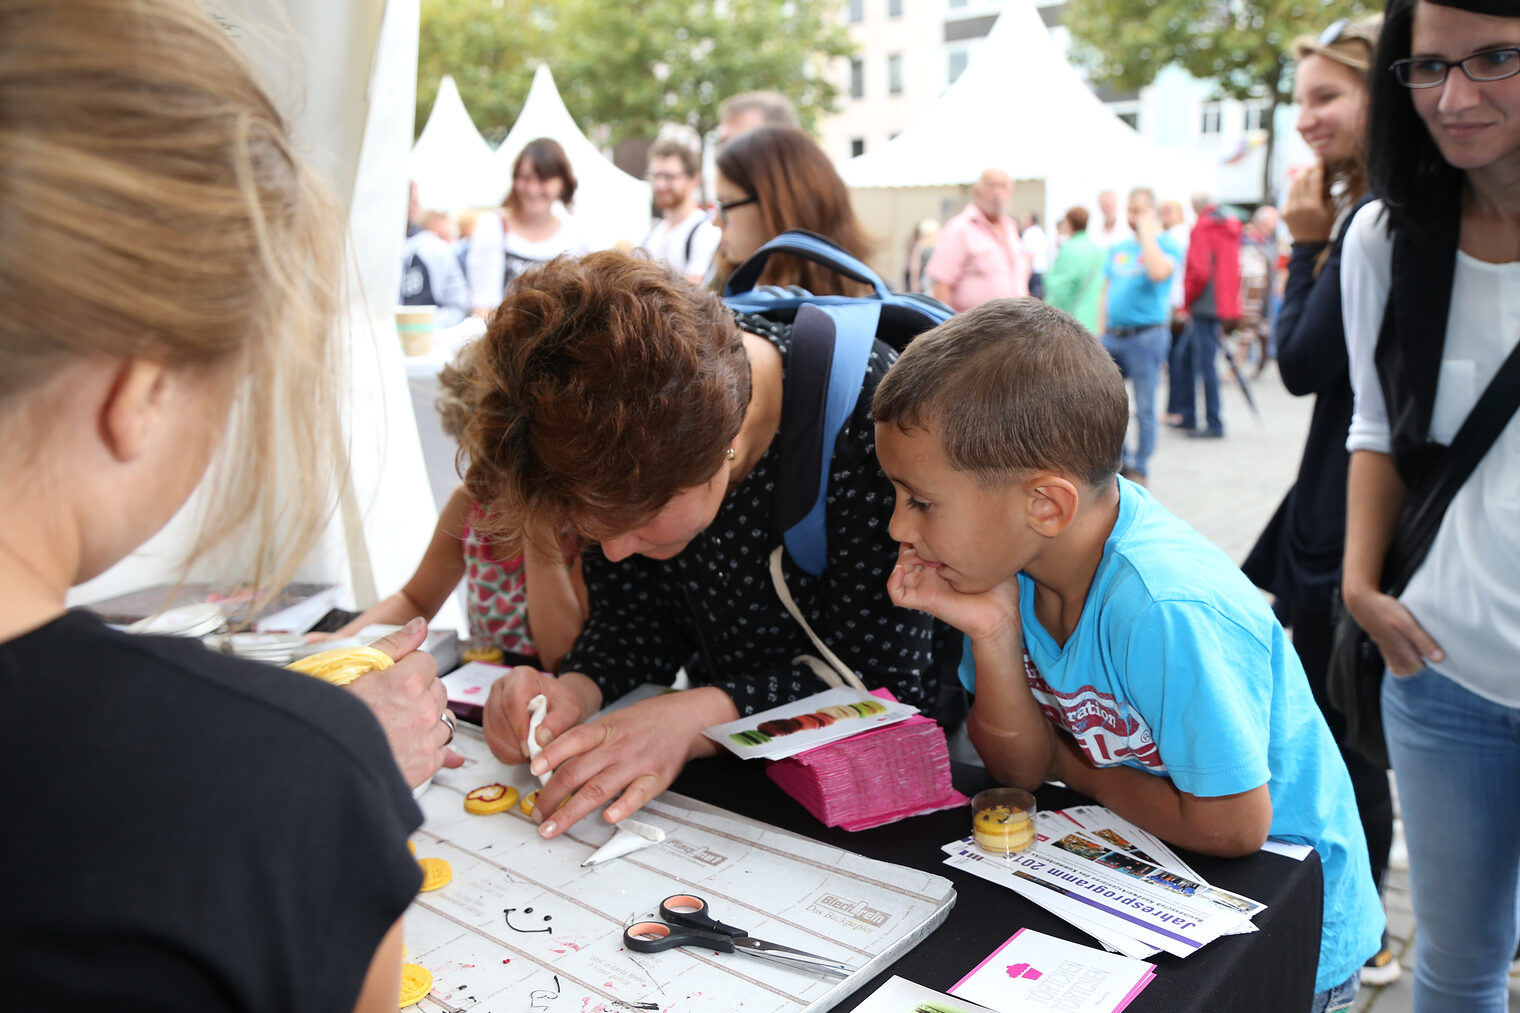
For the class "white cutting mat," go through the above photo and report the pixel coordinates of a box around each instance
[402,725,956,1012]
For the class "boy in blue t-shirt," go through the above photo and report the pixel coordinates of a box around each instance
[871,299,1381,1007]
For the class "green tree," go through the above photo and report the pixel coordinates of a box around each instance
[417,0,856,153]
[553,0,855,150]
[1062,0,1375,200]
[416,0,553,145]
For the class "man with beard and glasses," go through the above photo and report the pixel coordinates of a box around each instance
[639,139,721,285]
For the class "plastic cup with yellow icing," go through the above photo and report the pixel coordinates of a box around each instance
[971,788,1037,856]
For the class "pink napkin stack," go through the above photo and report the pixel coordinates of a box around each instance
[766,690,968,831]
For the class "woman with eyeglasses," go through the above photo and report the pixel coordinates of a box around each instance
[1339,0,1520,1007]
[466,137,588,315]
[712,126,874,296]
[1242,15,1401,992]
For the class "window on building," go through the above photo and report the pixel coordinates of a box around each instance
[1200,101,1223,135]
[1244,101,1269,132]
[889,0,903,15]
[849,0,864,22]
[850,57,865,99]
[888,52,904,96]
[948,49,969,84]
[850,138,866,158]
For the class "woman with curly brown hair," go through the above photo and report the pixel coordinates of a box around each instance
[463,252,944,838]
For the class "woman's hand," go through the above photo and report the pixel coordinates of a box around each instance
[887,546,1022,645]
[1283,162,1335,243]
[1345,587,1446,677]
[481,666,597,765]
[526,687,737,838]
[344,618,464,787]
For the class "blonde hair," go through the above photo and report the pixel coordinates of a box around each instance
[0,0,344,595]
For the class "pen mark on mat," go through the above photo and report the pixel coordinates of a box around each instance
[505,907,554,934]
[528,973,561,1008]
[625,952,666,995]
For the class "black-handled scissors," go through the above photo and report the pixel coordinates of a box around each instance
[623,894,852,979]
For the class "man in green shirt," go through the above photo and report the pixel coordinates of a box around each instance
[1043,206,1105,333]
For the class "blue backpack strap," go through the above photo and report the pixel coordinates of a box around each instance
[776,302,880,577]
[725,229,891,301]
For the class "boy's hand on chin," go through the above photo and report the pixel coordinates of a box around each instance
[888,546,1021,644]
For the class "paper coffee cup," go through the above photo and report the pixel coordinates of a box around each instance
[396,305,436,357]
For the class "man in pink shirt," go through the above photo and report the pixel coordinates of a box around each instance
[926,168,1031,311]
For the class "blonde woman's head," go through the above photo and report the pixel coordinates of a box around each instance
[0,0,343,588]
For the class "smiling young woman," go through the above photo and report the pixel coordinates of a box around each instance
[1339,0,1520,1007]
[1242,14,1400,991]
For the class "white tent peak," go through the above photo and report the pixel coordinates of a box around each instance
[840,0,1214,222]
[408,74,500,209]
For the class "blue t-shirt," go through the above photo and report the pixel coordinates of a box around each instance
[1104,234,1180,329]
[1015,479,1382,992]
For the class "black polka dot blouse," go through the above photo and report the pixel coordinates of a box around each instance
[560,314,942,716]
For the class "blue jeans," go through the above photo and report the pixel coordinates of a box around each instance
[1382,667,1520,1012]
[1101,324,1169,477]
[1172,315,1222,433]
[1309,972,1359,1012]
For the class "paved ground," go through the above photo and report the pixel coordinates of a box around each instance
[1145,360,1519,1012]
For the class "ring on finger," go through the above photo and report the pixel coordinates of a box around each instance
[440,708,457,745]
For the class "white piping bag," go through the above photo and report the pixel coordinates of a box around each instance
[581,819,666,867]
[526,694,551,786]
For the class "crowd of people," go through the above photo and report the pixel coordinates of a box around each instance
[5,0,1518,1010]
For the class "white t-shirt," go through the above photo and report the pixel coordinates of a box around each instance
[640,208,721,282]
[1342,199,1520,705]
[1165,223,1190,310]
[465,211,588,312]
[1094,218,1132,251]
[1021,224,1050,273]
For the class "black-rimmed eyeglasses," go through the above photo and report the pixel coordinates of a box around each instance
[1392,47,1520,88]
[715,195,757,223]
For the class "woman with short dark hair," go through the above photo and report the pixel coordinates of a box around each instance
[466,137,587,313]
[1340,0,1520,1006]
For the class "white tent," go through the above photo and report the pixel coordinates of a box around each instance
[491,65,651,251]
[408,74,502,210]
[840,0,1216,225]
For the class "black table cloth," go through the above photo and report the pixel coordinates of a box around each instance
[671,755,1323,1012]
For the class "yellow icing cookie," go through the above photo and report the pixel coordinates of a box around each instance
[520,789,570,816]
[399,962,433,1007]
[407,840,416,856]
[464,783,520,815]
[417,856,452,892]
[285,646,393,686]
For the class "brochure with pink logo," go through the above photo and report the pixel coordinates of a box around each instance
[950,928,1154,1013]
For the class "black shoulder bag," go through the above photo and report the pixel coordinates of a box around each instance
[1328,334,1520,768]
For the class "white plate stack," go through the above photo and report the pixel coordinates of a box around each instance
[126,603,226,639]
[203,632,307,667]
